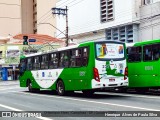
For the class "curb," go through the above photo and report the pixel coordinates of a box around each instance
[0,80,19,86]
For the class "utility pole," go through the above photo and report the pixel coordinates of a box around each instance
[52,6,69,46]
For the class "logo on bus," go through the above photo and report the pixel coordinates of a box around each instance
[79,71,86,76]
[145,66,153,70]
[42,72,45,77]
[48,72,52,77]
[36,72,39,78]
[56,72,58,77]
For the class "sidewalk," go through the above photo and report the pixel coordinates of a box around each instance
[0,80,19,86]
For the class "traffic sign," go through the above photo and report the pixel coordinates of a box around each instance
[28,39,36,42]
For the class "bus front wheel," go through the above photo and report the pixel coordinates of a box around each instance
[56,80,65,96]
[28,81,33,92]
[28,80,40,92]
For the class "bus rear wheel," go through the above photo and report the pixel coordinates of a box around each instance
[136,88,148,94]
[56,80,65,96]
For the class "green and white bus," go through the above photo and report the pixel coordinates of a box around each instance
[19,40,128,95]
[127,39,160,92]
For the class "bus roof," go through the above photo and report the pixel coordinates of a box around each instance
[24,44,80,57]
[23,40,125,58]
[79,39,125,44]
[131,39,160,47]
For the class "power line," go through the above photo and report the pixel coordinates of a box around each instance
[57,0,85,8]
[0,3,20,6]
[68,0,85,8]
[56,0,72,7]
[37,13,52,24]
[0,17,20,19]
[52,6,69,46]
[59,0,78,8]
[37,10,51,22]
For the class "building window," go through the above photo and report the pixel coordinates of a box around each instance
[142,0,152,5]
[34,29,37,34]
[0,51,2,59]
[126,25,133,43]
[112,28,118,41]
[100,0,114,22]
[105,24,137,43]
[119,27,125,42]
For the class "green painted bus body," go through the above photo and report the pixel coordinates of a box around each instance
[19,42,95,91]
[128,39,160,88]
[19,40,127,92]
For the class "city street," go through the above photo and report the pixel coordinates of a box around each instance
[0,81,160,120]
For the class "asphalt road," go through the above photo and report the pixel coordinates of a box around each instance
[0,83,160,120]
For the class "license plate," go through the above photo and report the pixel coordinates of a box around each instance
[109,79,115,82]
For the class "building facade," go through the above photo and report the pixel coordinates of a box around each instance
[0,34,62,80]
[0,0,58,80]
[0,0,57,38]
[56,0,160,43]
[139,0,160,41]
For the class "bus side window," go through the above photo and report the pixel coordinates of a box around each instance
[49,53,58,69]
[69,49,82,67]
[152,44,160,60]
[64,51,69,67]
[127,47,132,62]
[75,49,82,66]
[59,51,69,68]
[33,56,40,70]
[70,50,76,67]
[127,47,141,62]
[41,55,48,69]
[143,45,152,61]
[19,59,26,75]
[82,48,88,66]
[27,58,33,70]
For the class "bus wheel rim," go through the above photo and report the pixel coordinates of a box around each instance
[58,82,63,93]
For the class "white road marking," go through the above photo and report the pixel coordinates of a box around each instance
[0,104,21,111]
[95,92,160,100]
[0,104,53,120]
[18,91,160,111]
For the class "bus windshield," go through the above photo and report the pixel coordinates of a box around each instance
[95,42,125,60]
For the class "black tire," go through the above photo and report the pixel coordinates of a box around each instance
[82,90,94,96]
[115,88,127,93]
[136,88,148,94]
[28,80,40,93]
[28,81,33,92]
[56,80,65,96]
